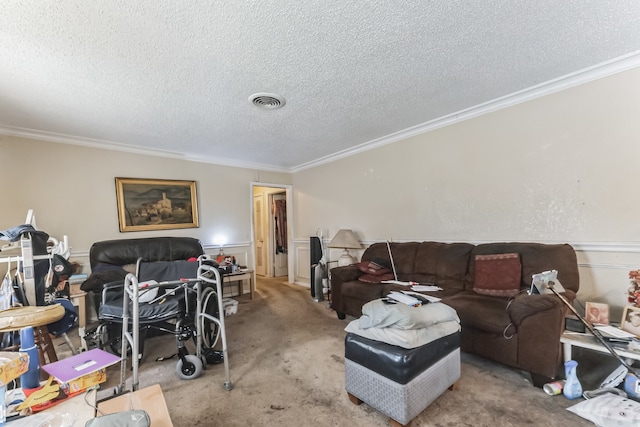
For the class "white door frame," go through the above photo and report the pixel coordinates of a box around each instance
[253,192,267,276]
[270,191,288,277]
[250,182,294,284]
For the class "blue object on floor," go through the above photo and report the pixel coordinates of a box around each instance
[18,326,40,389]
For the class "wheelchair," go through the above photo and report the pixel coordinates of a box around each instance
[85,257,231,391]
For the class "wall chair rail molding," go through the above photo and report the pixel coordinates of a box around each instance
[573,242,640,253]
[295,238,640,253]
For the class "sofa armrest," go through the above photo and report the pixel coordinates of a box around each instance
[508,290,576,378]
[330,265,361,283]
[507,290,576,326]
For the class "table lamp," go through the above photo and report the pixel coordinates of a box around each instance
[328,229,361,266]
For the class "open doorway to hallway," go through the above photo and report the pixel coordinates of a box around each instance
[251,184,293,282]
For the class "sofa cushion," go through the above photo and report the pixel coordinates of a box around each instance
[341,280,386,301]
[473,253,522,297]
[444,292,513,335]
[361,242,420,279]
[412,242,473,291]
[89,237,204,269]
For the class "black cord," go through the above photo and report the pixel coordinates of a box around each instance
[84,386,103,416]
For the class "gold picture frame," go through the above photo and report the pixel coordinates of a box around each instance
[115,178,199,232]
[620,305,640,337]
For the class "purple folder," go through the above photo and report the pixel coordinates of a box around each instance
[42,348,120,383]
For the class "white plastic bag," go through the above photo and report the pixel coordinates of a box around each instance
[7,411,76,427]
[567,393,640,426]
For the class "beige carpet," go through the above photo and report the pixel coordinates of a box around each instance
[58,276,601,426]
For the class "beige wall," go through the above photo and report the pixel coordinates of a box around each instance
[2,67,639,315]
[292,67,640,315]
[0,137,291,272]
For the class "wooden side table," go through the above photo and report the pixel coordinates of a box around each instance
[70,283,89,350]
[223,270,255,299]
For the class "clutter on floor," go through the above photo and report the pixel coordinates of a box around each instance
[0,330,171,425]
[0,346,109,424]
[222,297,238,316]
[97,384,171,427]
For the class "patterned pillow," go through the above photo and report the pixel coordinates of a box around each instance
[473,253,522,297]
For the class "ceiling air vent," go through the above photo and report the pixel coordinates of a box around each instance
[249,93,286,109]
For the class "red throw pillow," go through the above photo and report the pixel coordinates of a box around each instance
[356,261,391,276]
[473,253,522,297]
[359,273,395,283]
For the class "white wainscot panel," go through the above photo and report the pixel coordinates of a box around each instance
[297,246,311,280]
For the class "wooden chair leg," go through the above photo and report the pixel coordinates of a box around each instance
[33,325,59,379]
[347,392,362,405]
[449,380,460,391]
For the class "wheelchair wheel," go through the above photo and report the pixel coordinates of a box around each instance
[176,354,203,380]
[200,287,221,350]
[106,324,124,356]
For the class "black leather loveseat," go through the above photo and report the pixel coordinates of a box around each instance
[81,236,205,295]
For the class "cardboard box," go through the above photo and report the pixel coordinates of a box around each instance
[97,384,173,427]
[60,368,107,394]
[0,351,29,385]
[42,348,119,394]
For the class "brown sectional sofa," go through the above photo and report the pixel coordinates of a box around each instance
[330,241,579,383]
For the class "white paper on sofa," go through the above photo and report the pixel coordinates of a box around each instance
[387,291,422,306]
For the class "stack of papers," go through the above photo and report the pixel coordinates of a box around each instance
[387,291,422,307]
[386,291,442,306]
[411,285,442,292]
[381,280,413,286]
[594,325,636,340]
[403,290,441,303]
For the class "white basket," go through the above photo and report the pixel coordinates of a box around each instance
[222,298,238,316]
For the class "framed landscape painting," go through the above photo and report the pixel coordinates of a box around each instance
[115,177,199,232]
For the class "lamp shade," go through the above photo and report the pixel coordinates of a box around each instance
[328,229,361,249]
[328,229,360,266]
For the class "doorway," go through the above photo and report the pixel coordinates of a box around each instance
[251,184,293,282]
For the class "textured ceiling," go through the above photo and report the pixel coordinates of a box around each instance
[1,1,640,172]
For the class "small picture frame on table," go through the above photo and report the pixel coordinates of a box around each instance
[585,301,610,325]
[621,306,640,337]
